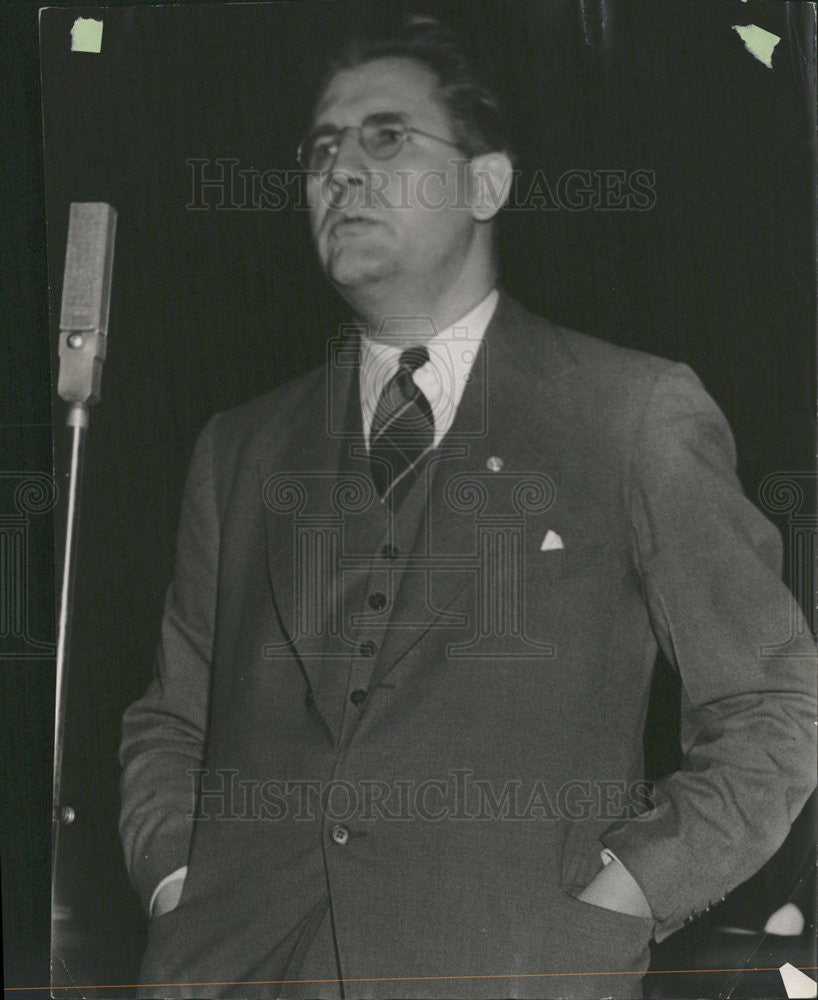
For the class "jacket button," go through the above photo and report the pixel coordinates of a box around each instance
[368,592,387,610]
[350,689,367,706]
[381,544,399,560]
[330,824,349,846]
[359,640,377,657]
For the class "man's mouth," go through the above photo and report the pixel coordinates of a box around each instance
[328,214,380,236]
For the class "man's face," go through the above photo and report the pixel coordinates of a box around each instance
[307,57,476,304]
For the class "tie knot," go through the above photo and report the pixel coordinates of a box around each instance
[398,345,429,375]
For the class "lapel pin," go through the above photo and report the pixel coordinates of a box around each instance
[486,456,504,472]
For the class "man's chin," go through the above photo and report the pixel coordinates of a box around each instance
[325,251,396,290]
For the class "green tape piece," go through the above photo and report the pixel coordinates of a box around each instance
[70,17,103,54]
[732,24,781,69]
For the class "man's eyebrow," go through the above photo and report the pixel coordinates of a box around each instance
[310,110,412,131]
[365,110,412,124]
[307,121,340,136]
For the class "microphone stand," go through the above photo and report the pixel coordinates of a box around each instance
[51,203,116,910]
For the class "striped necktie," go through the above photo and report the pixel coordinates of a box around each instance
[369,345,434,502]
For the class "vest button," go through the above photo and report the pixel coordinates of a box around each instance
[330,824,349,846]
[350,689,367,706]
[359,640,377,657]
[368,592,387,611]
[381,544,400,560]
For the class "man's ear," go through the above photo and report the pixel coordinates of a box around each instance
[468,151,514,221]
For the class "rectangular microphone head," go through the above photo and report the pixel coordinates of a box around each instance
[59,202,117,332]
[58,202,117,404]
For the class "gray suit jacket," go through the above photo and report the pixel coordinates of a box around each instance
[120,293,817,998]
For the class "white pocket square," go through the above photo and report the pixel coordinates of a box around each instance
[540,530,564,552]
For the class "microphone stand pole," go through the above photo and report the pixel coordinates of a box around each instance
[52,401,89,881]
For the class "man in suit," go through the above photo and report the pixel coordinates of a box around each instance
[120,17,817,1000]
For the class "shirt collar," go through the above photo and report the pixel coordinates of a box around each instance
[359,288,499,447]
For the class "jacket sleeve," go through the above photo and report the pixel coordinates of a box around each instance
[601,363,817,943]
[119,414,222,913]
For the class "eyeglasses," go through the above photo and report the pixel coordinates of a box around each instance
[297,112,467,173]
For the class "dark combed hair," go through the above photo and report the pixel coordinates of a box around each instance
[317,15,514,162]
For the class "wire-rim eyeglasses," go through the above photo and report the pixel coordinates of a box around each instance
[297,112,469,173]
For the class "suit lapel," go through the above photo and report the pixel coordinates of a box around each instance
[373,292,573,680]
[259,335,367,722]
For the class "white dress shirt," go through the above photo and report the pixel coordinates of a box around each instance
[359,289,499,448]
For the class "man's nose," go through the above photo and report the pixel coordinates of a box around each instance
[326,129,368,204]
[332,126,368,172]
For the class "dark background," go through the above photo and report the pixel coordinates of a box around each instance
[2,0,815,996]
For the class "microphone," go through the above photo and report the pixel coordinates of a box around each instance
[57,202,117,405]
